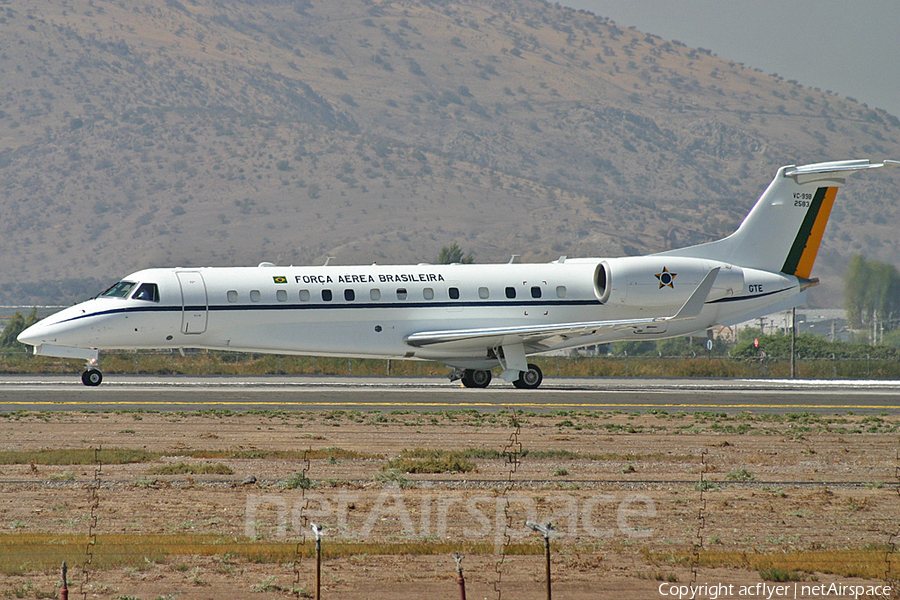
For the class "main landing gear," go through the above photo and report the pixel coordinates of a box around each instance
[512,363,543,390]
[455,363,543,389]
[461,368,492,388]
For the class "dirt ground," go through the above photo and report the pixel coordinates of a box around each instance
[1,408,899,599]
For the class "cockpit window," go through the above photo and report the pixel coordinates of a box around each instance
[132,283,160,303]
[100,281,137,298]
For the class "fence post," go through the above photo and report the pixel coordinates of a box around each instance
[59,562,67,600]
[310,524,323,600]
[526,521,554,600]
[454,552,467,600]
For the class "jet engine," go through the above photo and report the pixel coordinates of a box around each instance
[594,256,744,307]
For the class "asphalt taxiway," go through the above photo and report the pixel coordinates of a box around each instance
[0,375,897,414]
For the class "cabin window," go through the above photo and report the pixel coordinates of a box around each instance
[396,288,408,301]
[299,290,310,302]
[100,281,136,298]
[531,286,542,299]
[478,287,489,299]
[344,289,355,301]
[132,283,160,303]
[449,287,460,300]
[370,289,381,301]
[227,290,239,303]
[556,285,567,298]
[505,287,516,299]
[276,289,287,302]
[250,290,261,302]
[322,289,333,302]
[423,288,434,300]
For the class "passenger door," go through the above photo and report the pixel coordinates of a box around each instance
[177,271,208,334]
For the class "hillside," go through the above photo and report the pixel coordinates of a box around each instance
[1,0,898,307]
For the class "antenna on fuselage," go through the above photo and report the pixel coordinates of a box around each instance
[323,256,336,266]
[508,254,520,264]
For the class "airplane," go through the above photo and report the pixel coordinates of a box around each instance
[17,158,897,388]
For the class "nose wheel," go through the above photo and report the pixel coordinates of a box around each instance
[81,368,103,387]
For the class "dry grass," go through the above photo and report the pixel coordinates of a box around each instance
[0,533,540,575]
[0,447,377,466]
[645,549,898,580]
[0,448,156,465]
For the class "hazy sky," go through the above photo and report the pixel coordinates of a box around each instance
[561,1,899,118]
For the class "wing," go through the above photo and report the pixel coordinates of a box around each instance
[404,268,720,352]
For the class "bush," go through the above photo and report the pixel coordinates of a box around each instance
[146,462,234,475]
[384,450,476,474]
[278,471,314,490]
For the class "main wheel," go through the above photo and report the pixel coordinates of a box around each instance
[81,369,103,387]
[461,369,492,388]
[512,364,543,389]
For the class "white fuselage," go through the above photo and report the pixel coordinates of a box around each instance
[21,256,800,370]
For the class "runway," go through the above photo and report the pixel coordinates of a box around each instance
[0,375,898,413]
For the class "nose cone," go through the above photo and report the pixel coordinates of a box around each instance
[14,303,98,348]
[16,322,44,347]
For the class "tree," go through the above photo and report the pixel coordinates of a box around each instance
[437,242,474,264]
[0,309,39,348]
[844,255,900,332]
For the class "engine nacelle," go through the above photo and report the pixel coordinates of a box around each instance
[594,256,744,307]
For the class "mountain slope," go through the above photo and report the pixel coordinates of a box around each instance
[1,0,898,307]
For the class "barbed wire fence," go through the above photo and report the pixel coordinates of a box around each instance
[885,444,900,599]
[691,448,709,585]
[292,448,312,598]
[6,420,900,596]
[80,445,102,600]
[493,407,522,600]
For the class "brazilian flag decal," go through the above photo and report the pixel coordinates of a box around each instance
[273,276,287,284]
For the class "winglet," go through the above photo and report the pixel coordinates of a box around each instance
[667,268,719,321]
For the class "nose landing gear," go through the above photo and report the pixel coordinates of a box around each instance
[81,369,103,386]
[81,357,103,386]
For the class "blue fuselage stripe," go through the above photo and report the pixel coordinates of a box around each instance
[55,299,603,325]
[54,288,789,327]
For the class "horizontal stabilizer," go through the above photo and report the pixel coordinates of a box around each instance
[670,268,719,320]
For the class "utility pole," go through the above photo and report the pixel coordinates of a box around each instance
[527,521,555,600]
[790,308,796,379]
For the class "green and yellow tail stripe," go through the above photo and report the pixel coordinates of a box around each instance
[781,186,838,279]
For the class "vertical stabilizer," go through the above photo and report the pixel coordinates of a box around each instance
[657,159,898,275]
